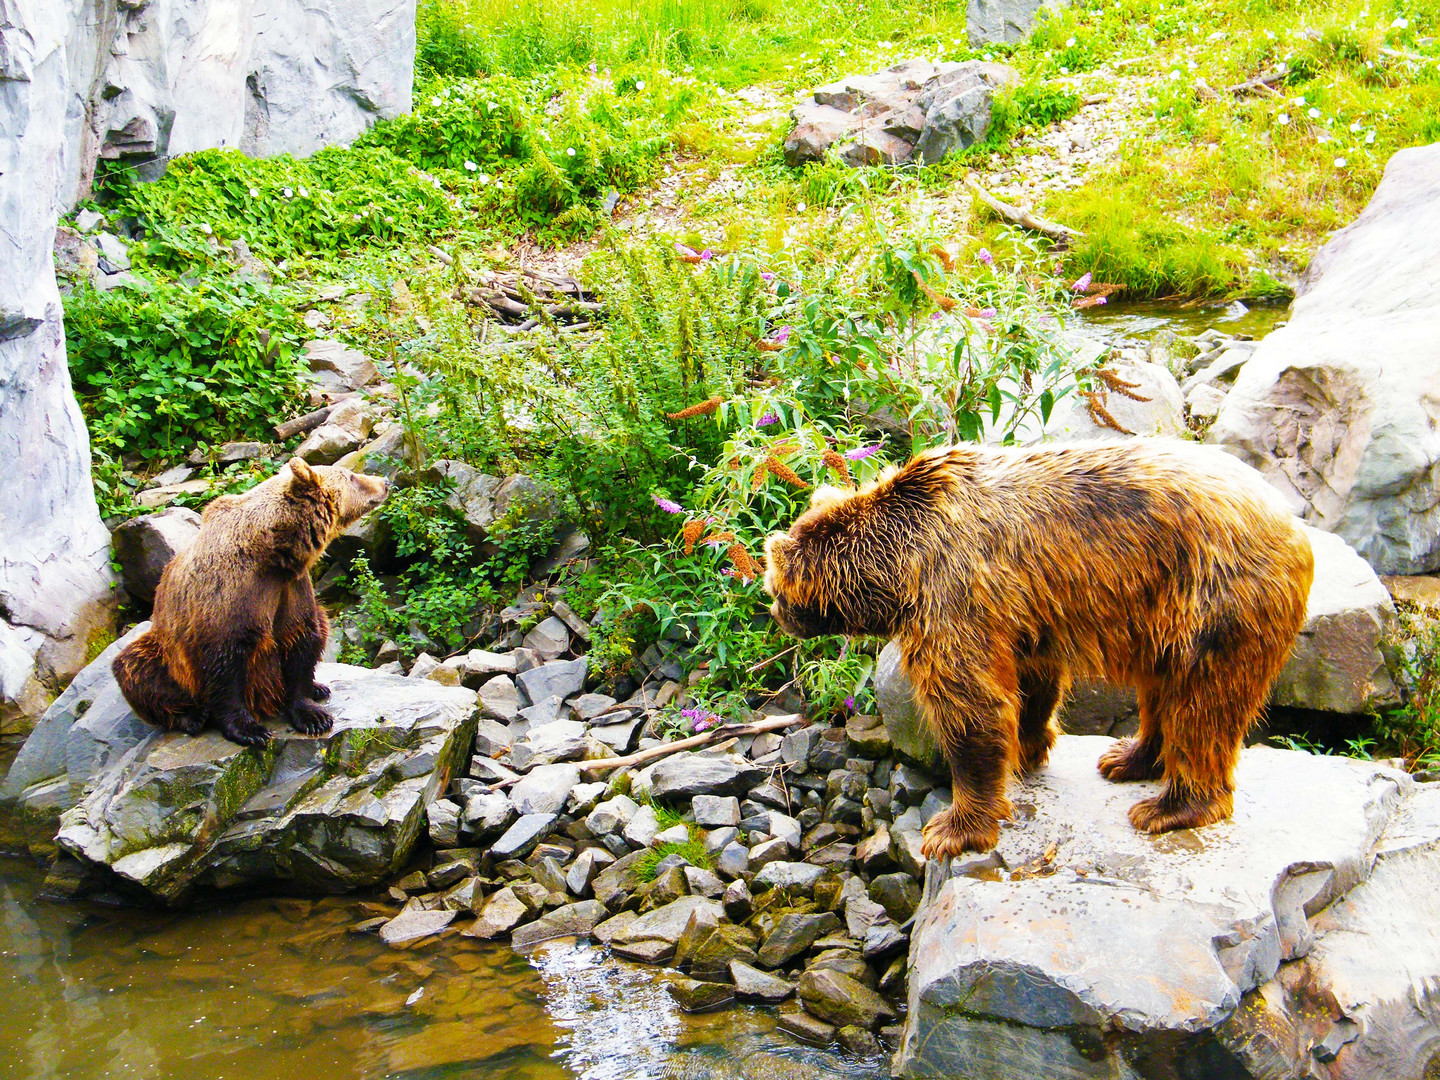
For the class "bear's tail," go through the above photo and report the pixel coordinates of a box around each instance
[113,631,198,732]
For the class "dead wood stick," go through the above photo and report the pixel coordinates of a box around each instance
[747,642,801,675]
[965,177,1082,245]
[275,405,333,441]
[577,713,806,776]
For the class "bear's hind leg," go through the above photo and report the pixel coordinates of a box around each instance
[1127,664,1262,834]
[113,633,204,734]
[1016,667,1067,774]
[1098,684,1166,782]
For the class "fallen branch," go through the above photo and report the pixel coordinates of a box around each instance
[274,405,333,441]
[578,713,806,776]
[965,177,1082,246]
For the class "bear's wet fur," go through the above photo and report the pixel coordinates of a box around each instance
[764,439,1314,859]
[113,458,389,747]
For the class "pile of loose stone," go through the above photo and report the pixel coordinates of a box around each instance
[367,610,943,1054]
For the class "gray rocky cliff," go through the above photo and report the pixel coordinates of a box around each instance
[0,0,415,730]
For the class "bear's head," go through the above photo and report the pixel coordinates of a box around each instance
[763,478,915,641]
[285,457,390,537]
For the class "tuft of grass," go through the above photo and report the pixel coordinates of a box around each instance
[633,801,713,880]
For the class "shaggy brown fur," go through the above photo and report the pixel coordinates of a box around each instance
[114,459,389,747]
[763,439,1313,860]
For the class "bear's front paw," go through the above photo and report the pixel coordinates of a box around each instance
[289,700,334,736]
[178,713,207,736]
[921,804,1002,859]
[218,711,271,748]
[308,682,332,702]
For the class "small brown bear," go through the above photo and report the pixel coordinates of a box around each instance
[114,458,389,747]
[764,439,1314,860]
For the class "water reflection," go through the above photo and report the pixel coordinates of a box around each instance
[0,858,884,1080]
[1076,297,1290,347]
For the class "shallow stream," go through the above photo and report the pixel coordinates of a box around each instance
[0,855,885,1080]
[1075,296,1291,347]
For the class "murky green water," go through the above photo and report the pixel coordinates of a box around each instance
[0,856,886,1080]
[1076,297,1291,347]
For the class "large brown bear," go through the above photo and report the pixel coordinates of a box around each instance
[764,439,1314,860]
[114,458,389,747]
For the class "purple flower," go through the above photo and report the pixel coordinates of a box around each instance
[700,248,715,261]
[978,307,997,319]
[771,325,792,344]
[675,242,698,257]
[1094,295,1108,305]
[760,271,775,282]
[844,696,856,712]
[680,706,720,732]
[1072,271,1092,293]
[652,494,683,514]
[756,411,779,427]
[930,312,943,320]
[976,248,994,265]
[844,444,881,461]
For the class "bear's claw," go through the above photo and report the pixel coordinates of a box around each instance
[218,711,271,748]
[920,803,1004,860]
[289,700,334,736]
[308,682,332,702]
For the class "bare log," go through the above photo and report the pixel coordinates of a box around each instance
[965,177,1083,245]
[577,713,806,775]
[274,405,333,441]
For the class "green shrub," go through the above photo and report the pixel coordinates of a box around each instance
[989,80,1081,143]
[355,77,531,172]
[65,277,304,466]
[105,146,455,268]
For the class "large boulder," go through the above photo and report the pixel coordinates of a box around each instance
[895,735,1434,1079]
[1042,361,1188,441]
[0,1,120,734]
[111,507,202,604]
[967,0,1070,45]
[1274,526,1397,714]
[784,59,1017,169]
[1209,144,1440,575]
[1,640,476,900]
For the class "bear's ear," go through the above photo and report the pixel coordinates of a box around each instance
[809,484,850,515]
[287,457,322,491]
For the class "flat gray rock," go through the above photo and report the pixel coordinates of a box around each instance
[380,907,455,945]
[48,662,476,902]
[489,813,558,860]
[510,763,580,817]
[516,657,587,707]
[645,752,764,799]
[894,735,1429,1079]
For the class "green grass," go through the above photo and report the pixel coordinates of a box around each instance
[1037,0,1440,296]
[634,802,713,880]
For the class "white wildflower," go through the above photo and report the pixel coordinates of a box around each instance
[796,202,807,212]
[199,222,212,235]
[248,187,260,198]
[567,147,576,156]
[1391,16,1409,29]
[1365,130,1376,144]
[464,160,478,171]
[635,79,646,90]
[431,96,441,107]
[282,187,293,198]
[1334,157,1347,168]
[1308,107,1321,119]
[1277,112,1290,125]
[1065,36,1076,47]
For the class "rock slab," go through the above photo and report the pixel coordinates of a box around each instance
[895,735,1432,1079]
[1209,144,1440,574]
[28,656,475,902]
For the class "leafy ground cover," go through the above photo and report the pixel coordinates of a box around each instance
[62,0,1440,757]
